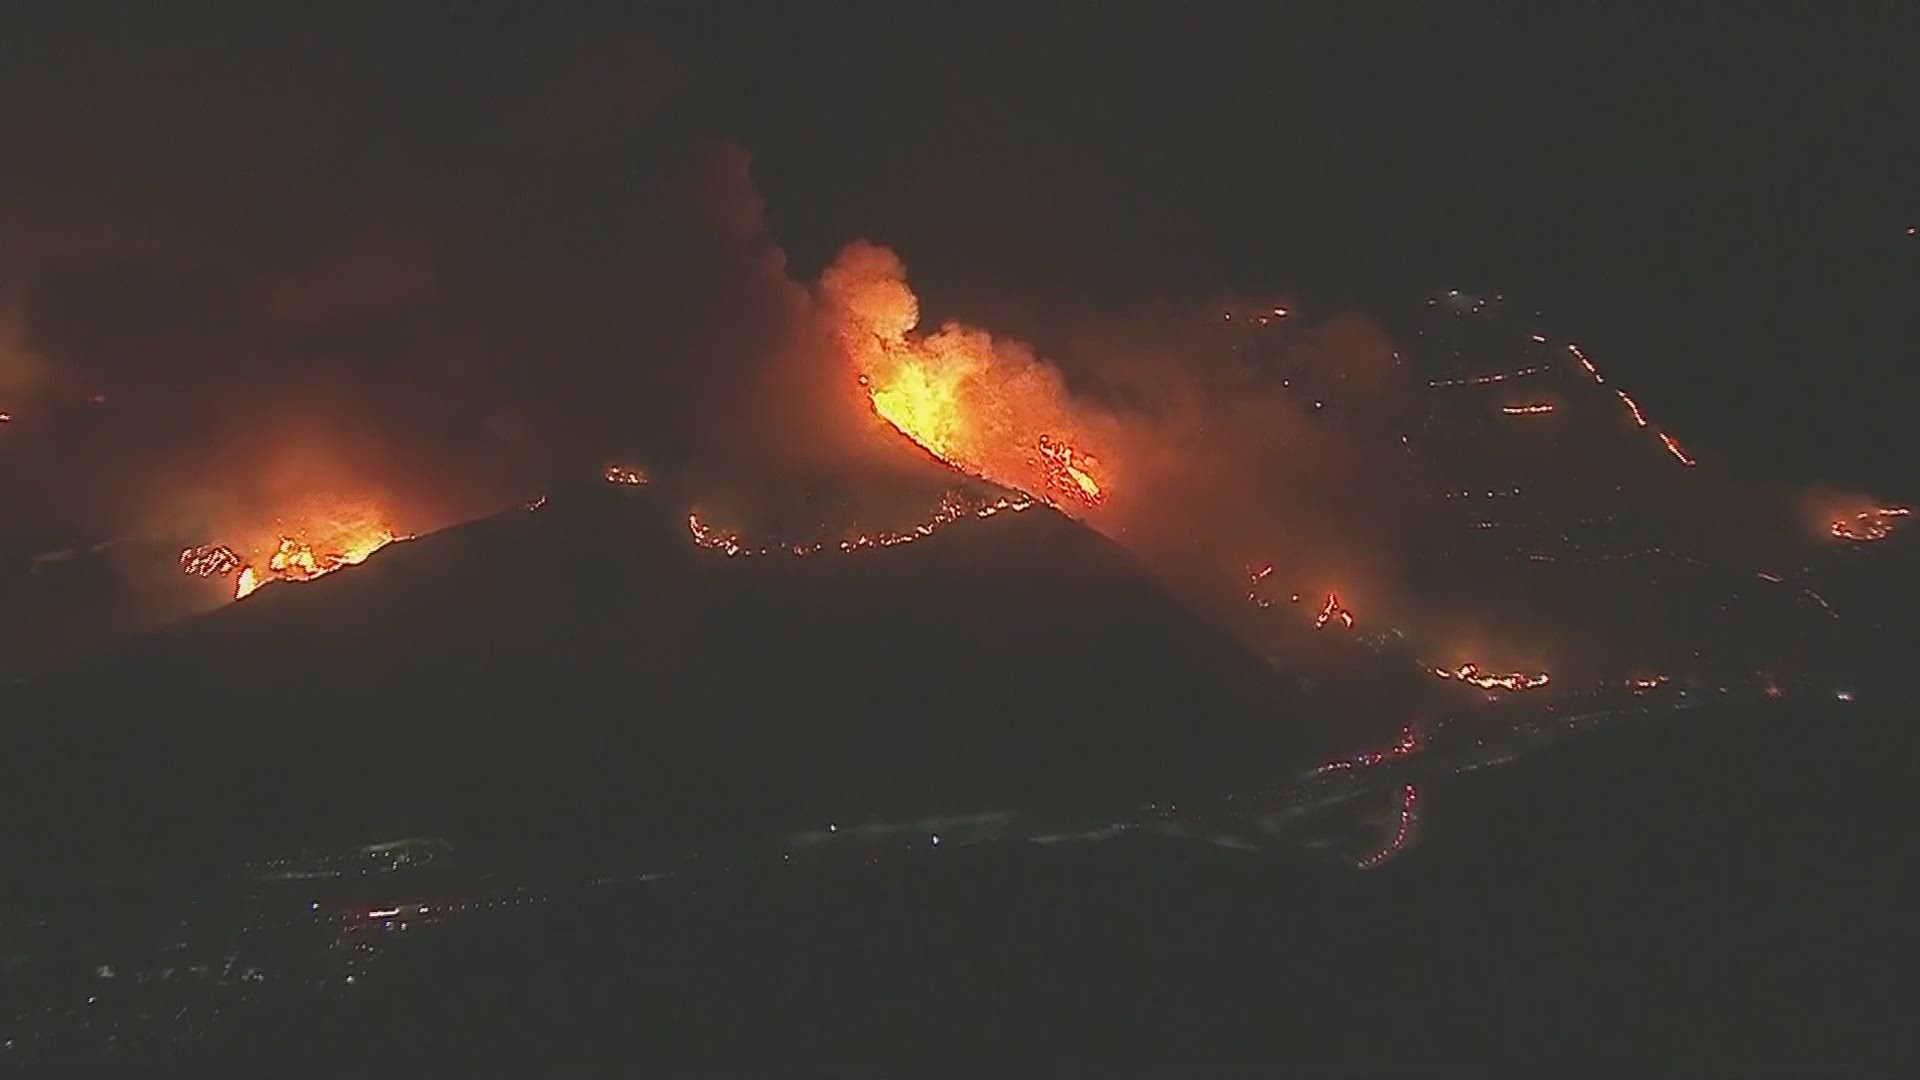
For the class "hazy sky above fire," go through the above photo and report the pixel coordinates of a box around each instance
[0,8,1909,670]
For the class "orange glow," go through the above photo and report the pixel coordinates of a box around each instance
[603,465,647,486]
[687,491,1034,559]
[1500,402,1554,415]
[232,528,406,599]
[1313,592,1355,630]
[1657,432,1696,467]
[1431,663,1550,692]
[1035,435,1104,507]
[1615,389,1648,427]
[203,499,412,601]
[823,245,1111,512]
[1829,506,1910,542]
[178,544,241,577]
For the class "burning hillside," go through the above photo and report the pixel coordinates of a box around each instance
[175,495,411,601]
[820,243,1116,516]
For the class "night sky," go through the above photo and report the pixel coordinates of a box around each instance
[675,7,1917,489]
[3,5,1913,487]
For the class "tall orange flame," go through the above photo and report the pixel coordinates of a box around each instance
[823,244,1111,512]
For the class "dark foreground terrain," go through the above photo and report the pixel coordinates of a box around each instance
[5,699,1910,1074]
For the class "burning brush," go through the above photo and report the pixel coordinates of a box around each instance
[1829,506,1909,543]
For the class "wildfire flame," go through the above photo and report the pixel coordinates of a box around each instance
[603,465,647,486]
[1500,403,1555,415]
[824,245,1111,512]
[1316,724,1420,774]
[1431,663,1550,692]
[178,544,242,577]
[231,529,407,599]
[687,491,1034,559]
[1313,591,1355,630]
[1829,506,1909,542]
[1615,389,1649,427]
[1246,563,1276,608]
[1035,435,1104,507]
[1657,432,1696,467]
[1355,783,1419,871]
[1567,343,1604,383]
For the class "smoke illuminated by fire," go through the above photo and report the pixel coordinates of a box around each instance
[1035,435,1104,507]
[820,243,1113,514]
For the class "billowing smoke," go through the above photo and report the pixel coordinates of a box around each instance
[0,15,1877,683]
[805,244,1430,640]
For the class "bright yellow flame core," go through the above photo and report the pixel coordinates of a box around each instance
[230,519,407,600]
[824,245,1109,511]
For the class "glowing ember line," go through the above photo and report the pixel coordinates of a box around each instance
[1427,365,1549,388]
[1355,784,1419,870]
[687,492,1034,559]
[1657,432,1696,467]
[1431,663,1549,692]
[1500,402,1555,415]
[1615,389,1648,427]
[1316,725,1420,774]
[1802,587,1838,619]
[1567,343,1604,383]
